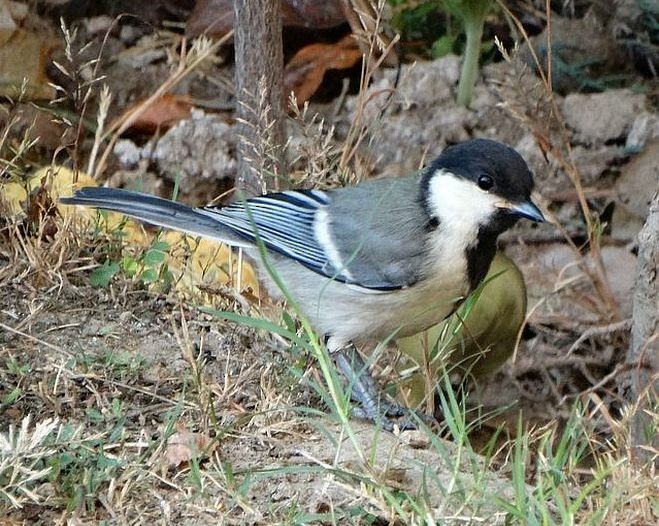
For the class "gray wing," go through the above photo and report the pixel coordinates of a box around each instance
[62,187,343,280]
[202,189,340,279]
[322,173,433,290]
[210,175,433,291]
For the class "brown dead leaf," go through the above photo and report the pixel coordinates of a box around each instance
[119,94,194,135]
[165,423,216,468]
[284,35,361,104]
[26,177,59,238]
[186,0,345,39]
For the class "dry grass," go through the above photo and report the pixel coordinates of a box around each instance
[493,1,621,323]
[0,258,308,521]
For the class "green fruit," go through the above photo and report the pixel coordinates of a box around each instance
[396,252,527,406]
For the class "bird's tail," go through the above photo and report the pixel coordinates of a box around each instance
[60,187,249,246]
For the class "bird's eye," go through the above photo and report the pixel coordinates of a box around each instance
[477,174,494,191]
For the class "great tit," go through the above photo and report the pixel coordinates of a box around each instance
[60,138,544,426]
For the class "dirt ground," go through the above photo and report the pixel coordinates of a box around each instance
[0,262,522,524]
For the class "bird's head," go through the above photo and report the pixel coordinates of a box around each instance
[422,139,545,236]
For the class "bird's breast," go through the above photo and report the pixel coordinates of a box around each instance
[258,226,474,345]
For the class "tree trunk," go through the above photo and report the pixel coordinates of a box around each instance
[628,191,659,464]
[233,0,285,196]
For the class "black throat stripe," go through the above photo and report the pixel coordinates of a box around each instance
[464,227,499,292]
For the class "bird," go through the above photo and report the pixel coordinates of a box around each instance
[60,138,544,428]
[396,251,528,409]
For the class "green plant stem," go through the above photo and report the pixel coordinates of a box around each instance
[457,15,485,107]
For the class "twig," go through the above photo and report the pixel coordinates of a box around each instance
[0,321,73,358]
[94,33,232,179]
[495,0,621,320]
[560,363,633,406]
[566,319,632,356]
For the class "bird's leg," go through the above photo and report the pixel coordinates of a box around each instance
[328,339,433,430]
[332,345,401,417]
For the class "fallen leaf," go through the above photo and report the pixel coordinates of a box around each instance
[5,0,27,24]
[25,177,59,238]
[1,165,97,218]
[186,0,345,39]
[165,423,216,468]
[284,35,361,103]
[119,94,195,135]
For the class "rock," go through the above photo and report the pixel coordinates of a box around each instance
[610,0,659,78]
[569,144,626,184]
[0,0,17,46]
[626,112,659,152]
[344,56,473,177]
[536,243,581,280]
[611,206,645,244]
[392,55,461,106]
[83,15,114,36]
[106,168,164,197]
[116,47,166,69]
[119,24,141,45]
[600,246,637,317]
[532,243,636,317]
[524,13,626,94]
[520,243,636,320]
[615,140,659,219]
[113,139,144,168]
[512,135,625,189]
[561,90,646,144]
[153,110,237,195]
[4,1,27,23]
[514,134,548,180]
[116,34,167,68]
[357,56,460,118]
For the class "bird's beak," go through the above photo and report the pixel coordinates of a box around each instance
[497,200,545,222]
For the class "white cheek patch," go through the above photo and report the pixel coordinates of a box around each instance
[427,170,500,248]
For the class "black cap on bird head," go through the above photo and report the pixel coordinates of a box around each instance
[433,138,535,204]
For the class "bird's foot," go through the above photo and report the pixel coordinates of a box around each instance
[332,345,435,431]
[351,402,433,432]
